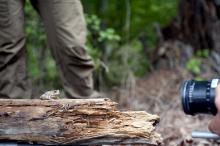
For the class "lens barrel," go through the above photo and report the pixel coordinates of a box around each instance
[180,79,218,115]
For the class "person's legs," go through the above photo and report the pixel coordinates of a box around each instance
[0,0,32,99]
[33,0,94,98]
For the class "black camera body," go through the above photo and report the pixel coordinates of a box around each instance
[180,79,218,115]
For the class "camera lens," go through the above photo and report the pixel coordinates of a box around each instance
[180,79,218,115]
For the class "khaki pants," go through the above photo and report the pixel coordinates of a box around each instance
[0,0,94,99]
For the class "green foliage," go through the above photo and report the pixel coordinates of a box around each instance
[86,14,121,85]
[86,14,121,71]
[82,0,178,47]
[196,49,209,58]
[98,28,121,42]
[24,0,179,91]
[86,14,150,86]
[82,0,178,86]
[24,3,42,80]
[25,1,60,90]
[186,58,202,74]
[186,49,210,77]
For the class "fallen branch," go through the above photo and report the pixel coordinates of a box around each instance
[0,98,162,145]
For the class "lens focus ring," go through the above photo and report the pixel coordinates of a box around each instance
[181,81,191,115]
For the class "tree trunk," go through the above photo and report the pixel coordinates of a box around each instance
[160,0,220,53]
[0,98,162,145]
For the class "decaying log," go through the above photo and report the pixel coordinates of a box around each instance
[0,98,162,145]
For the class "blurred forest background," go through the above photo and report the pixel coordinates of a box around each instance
[25,0,220,145]
[25,0,179,92]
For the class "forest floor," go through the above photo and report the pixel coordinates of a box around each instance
[109,67,219,146]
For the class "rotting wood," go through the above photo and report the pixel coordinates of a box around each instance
[0,98,162,145]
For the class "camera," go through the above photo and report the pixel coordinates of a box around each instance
[180,79,219,115]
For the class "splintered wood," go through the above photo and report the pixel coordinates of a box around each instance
[0,98,162,145]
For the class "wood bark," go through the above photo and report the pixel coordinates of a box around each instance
[0,98,162,145]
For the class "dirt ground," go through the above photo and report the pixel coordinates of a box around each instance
[109,68,220,146]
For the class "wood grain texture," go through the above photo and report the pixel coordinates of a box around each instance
[0,98,162,145]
